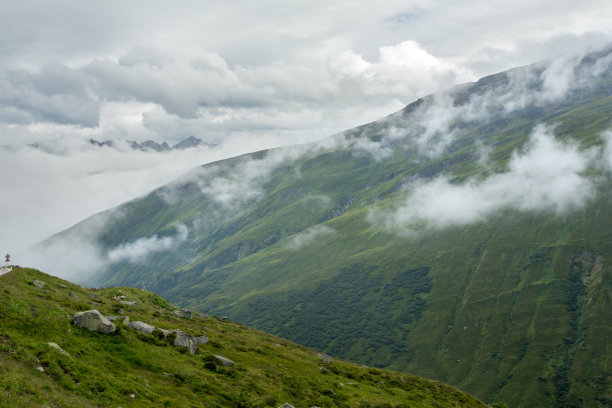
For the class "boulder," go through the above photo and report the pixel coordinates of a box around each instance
[319,353,332,363]
[32,280,45,289]
[72,310,116,334]
[173,309,192,319]
[173,330,197,354]
[119,300,138,306]
[69,291,78,298]
[128,321,155,334]
[213,354,234,367]
[195,335,209,344]
[108,315,131,325]
[88,292,99,300]
[278,404,295,408]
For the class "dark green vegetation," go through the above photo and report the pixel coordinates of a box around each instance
[0,267,486,407]
[41,48,612,407]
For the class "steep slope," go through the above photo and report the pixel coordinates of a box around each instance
[37,47,612,407]
[0,267,485,408]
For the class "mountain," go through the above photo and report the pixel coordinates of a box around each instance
[37,47,612,407]
[0,266,486,408]
[171,135,208,150]
[86,136,216,152]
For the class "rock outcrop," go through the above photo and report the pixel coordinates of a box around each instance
[195,335,209,344]
[213,354,234,367]
[173,330,197,354]
[32,280,45,289]
[128,321,155,334]
[173,309,192,319]
[319,353,332,363]
[107,315,131,325]
[72,310,116,334]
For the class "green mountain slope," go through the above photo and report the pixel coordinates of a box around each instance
[37,48,612,407]
[0,267,486,408]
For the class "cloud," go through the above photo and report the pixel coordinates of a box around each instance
[181,143,315,209]
[343,47,612,161]
[373,125,597,232]
[0,64,99,126]
[0,138,267,253]
[17,210,122,284]
[286,225,336,250]
[107,224,188,263]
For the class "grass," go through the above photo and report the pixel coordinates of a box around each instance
[0,267,486,408]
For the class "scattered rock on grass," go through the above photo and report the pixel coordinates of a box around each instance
[319,353,332,363]
[72,310,116,334]
[128,321,155,334]
[213,354,234,367]
[195,335,209,345]
[173,309,192,319]
[173,330,197,354]
[32,280,45,289]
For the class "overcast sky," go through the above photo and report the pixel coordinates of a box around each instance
[1,0,612,254]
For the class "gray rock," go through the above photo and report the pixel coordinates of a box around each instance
[278,404,295,408]
[36,366,45,372]
[32,280,45,289]
[69,291,78,298]
[106,315,131,325]
[173,309,192,319]
[129,321,155,334]
[72,310,116,334]
[57,283,68,289]
[119,300,138,306]
[160,328,172,339]
[319,353,332,363]
[173,330,197,354]
[47,342,72,358]
[88,292,100,300]
[213,354,234,367]
[195,335,209,344]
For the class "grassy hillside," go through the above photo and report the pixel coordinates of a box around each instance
[0,267,486,408]
[38,48,612,407]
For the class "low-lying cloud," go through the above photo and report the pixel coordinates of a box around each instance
[374,125,597,232]
[286,225,336,250]
[107,224,188,263]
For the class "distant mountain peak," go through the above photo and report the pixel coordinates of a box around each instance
[86,136,217,152]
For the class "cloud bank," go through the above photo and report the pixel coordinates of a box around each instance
[107,224,189,263]
[374,125,598,232]
[286,225,336,250]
